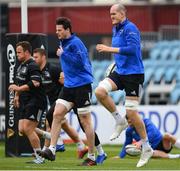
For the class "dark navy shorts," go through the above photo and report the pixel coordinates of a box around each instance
[58,84,92,108]
[108,71,144,97]
[155,140,173,153]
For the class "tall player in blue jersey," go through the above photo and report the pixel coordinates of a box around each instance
[119,117,180,159]
[95,3,153,167]
[39,17,96,166]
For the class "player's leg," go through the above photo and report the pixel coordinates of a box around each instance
[123,74,153,167]
[153,150,168,158]
[46,102,56,128]
[61,119,88,158]
[163,133,180,149]
[23,119,44,160]
[95,75,127,140]
[78,112,96,166]
[75,84,96,166]
[153,150,180,159]
[19,105,45,164]
[38,99,73,161]
[41,102,66,152]
[73,108,107,163]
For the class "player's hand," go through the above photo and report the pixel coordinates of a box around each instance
[96,44,110,52]
[134,141,142,149]
[8,84,20,92]
[59,72,64,85]
[14,95,20,108]
[56,46,64,57]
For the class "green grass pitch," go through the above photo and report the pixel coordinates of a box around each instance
[0,142,180,170]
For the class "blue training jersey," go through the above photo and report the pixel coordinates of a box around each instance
[112,19,144,75]
[59,34,93,88]
[119,118,163,158]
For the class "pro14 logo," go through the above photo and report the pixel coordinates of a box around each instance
[7,44,16,84]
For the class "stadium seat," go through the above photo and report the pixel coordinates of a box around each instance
[149,41,170,60]
[111,91,125,105]
[144,67,154,85]
[170,83,180,104]
[171,40,180,48]
[170,47,180,60]
[160,48,171,60]
[93,68,104,82]
[176,69,180,82]
[153,66,165,84]
[164,66,177,84]
[149,48,161,60]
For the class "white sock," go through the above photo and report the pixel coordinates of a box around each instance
[168,154,180,159]
[174,139,180,148]
[96,144,104,155]
[42,146,48,151]
[57,136,64,145]
[76,141,85,151]
[141,138,151,151]
[42,131,51,140]
[111,111,125,125]
[87,153,95,161]
[49,145,56,155]
[33,148,41,158]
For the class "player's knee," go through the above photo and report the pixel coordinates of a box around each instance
[56,99,72,111]
[95,87,105,99]
[95,81,111,99]
[96,79,112,96]
[164,133,172,140]
[125,99,139,111]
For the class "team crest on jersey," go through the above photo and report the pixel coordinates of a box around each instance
[44,71,50,78]
[119,29,124,34]
[20,66,28,74]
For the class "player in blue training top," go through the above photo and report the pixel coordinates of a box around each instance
[95,3,153,167]
[38,17,96,166]
[119,117,180,159]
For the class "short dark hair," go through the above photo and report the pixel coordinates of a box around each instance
[56,17,72,33]
[16,41,32,54]
[33,48,47,57]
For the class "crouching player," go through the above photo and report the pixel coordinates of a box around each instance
[119,117,180,159]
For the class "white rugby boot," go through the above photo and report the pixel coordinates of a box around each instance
[136,146,153,168]
[110,121,128,141]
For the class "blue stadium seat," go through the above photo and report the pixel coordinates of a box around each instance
[94,68,104,82]
[160,48,171,60]
[171,40,180,48]
[149,41,170,60]
[176,69,180,82]
[153,66,165,84]
[144,67,154,85]
[170,83,180,104]
[109,91,125,105]
[170,47,180,60]
[164,66,177,83]
[149,48,161,60]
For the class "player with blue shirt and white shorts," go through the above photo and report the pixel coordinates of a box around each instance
[95,3,153,167]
